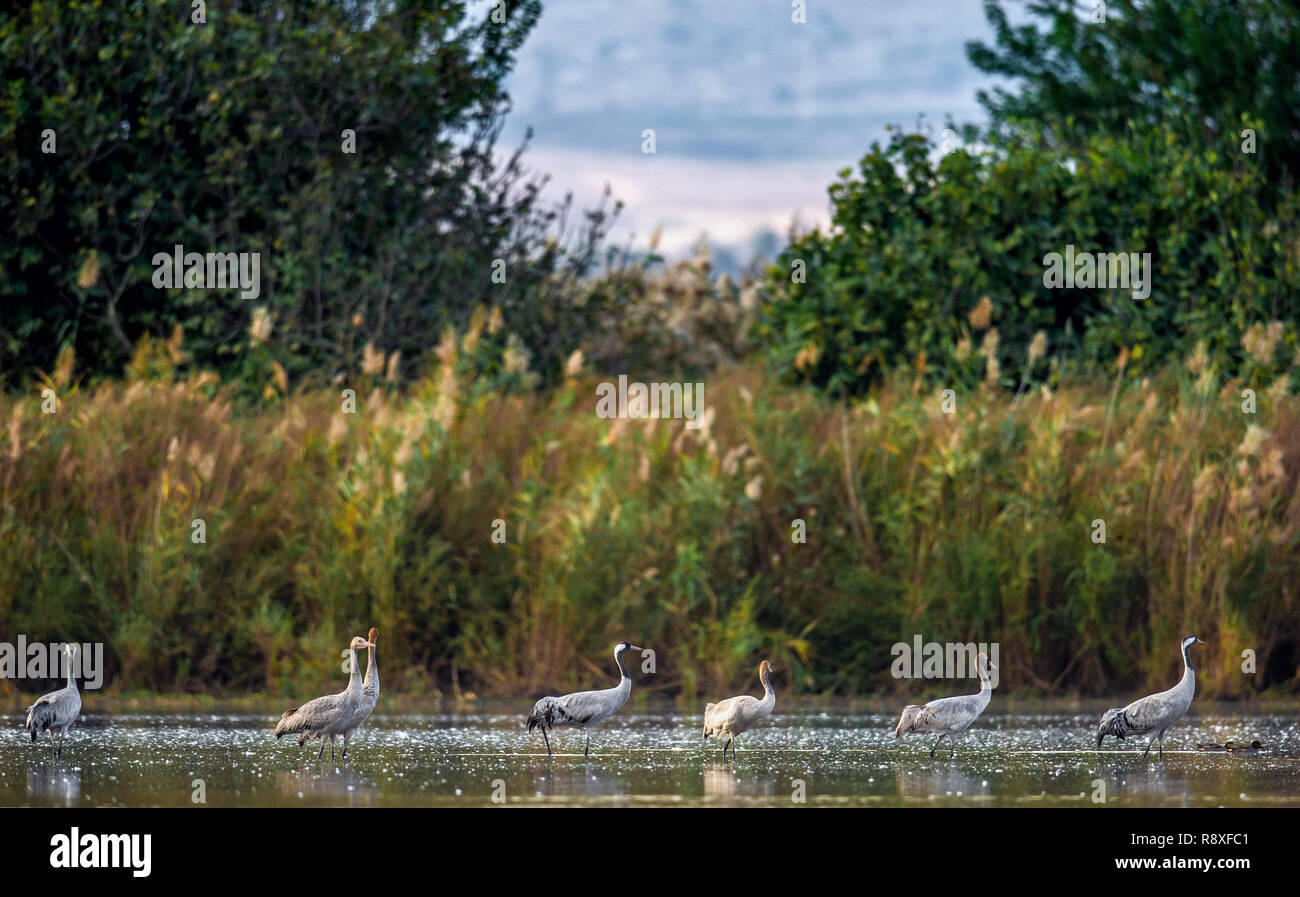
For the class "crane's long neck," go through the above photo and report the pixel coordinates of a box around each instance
[65,650,78,690]
[758,667,775,712]
[347,648,362,695]
[1179,644,1196,691]
[365,644,378,687]
[975,664,993,708]
[612,648,633,704]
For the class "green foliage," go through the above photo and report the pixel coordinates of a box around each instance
[3,345,1298,699]
[968,0,1300,203]
[0,0,616,388]
[757,0,1300,395]
[758,120,1300,395]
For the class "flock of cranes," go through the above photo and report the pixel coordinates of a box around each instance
[20,632,1212,764]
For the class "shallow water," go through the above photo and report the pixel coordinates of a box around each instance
[4,705,1298,807]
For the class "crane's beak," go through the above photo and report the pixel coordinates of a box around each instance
[1195,638,1206,645]
[627,644,643,652]
[361,641,375,648]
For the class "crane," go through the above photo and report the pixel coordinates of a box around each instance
[342,627,380,751]
[25,643,83,760]
[1097,635,1204,760]
[526,641,642,757]
[894,652,996,758]
[703,659,776,756]
[275,634,374,761]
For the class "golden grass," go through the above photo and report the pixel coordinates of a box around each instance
[1,330,1297,700]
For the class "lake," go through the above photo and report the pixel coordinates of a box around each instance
[4,703,1297,807]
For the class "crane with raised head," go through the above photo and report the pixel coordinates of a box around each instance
[894,652,996,758]
[275,634,374,761]
[703,659,776,756]
[25,643,83,760]
[1097,635,1204,760]
[526,641,642,757]
[342,627,380,752]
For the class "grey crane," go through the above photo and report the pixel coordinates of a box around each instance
[24,643,83,760]
[275,635,374,761]
[1097,635,1204,760]
[703,659,776,756]
[894,652,996,758]
[526,641,642,757]
[341,627,380,751]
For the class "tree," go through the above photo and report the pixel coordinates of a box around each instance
[967,0,1300,201]
[0,0,615,387]
[759,119,1298,395]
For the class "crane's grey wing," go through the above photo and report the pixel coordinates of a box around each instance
[530,686,622,730]
[553,688,611,724]
[920,693,986,732]
[923,694,966,725]
[25,695,56,737]
[711,695,759,730]
[1123,685,1189,730]
[25,693,54,714]
[528,694,585,730]
[24,685,78,736]
[275,692,345,738]
[25,682,73,712]
[894,703,938,736]
[704,697,737,730]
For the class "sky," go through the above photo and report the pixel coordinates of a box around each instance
[499,0,1001,267]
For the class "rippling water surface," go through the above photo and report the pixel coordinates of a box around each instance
[4,704,1297,807]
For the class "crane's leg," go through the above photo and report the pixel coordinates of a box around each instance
[541,727,552,757]
[330,736,336,762]
[49,729,56,761]
[318,738,326,761]
[929,734,944,759]
[1142,737,1153,759]
[342,732,349,760]
[1158,730,1166,761]
[584,728,590,758]
[950,736,957,759]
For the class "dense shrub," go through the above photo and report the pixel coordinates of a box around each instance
[969,0,1300,206]
[758,119,1300,395]
[584,242,759,379]
[2,337,1298,699]
[0,0,615,390]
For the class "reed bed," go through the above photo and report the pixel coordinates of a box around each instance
[2,325,1297,701]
